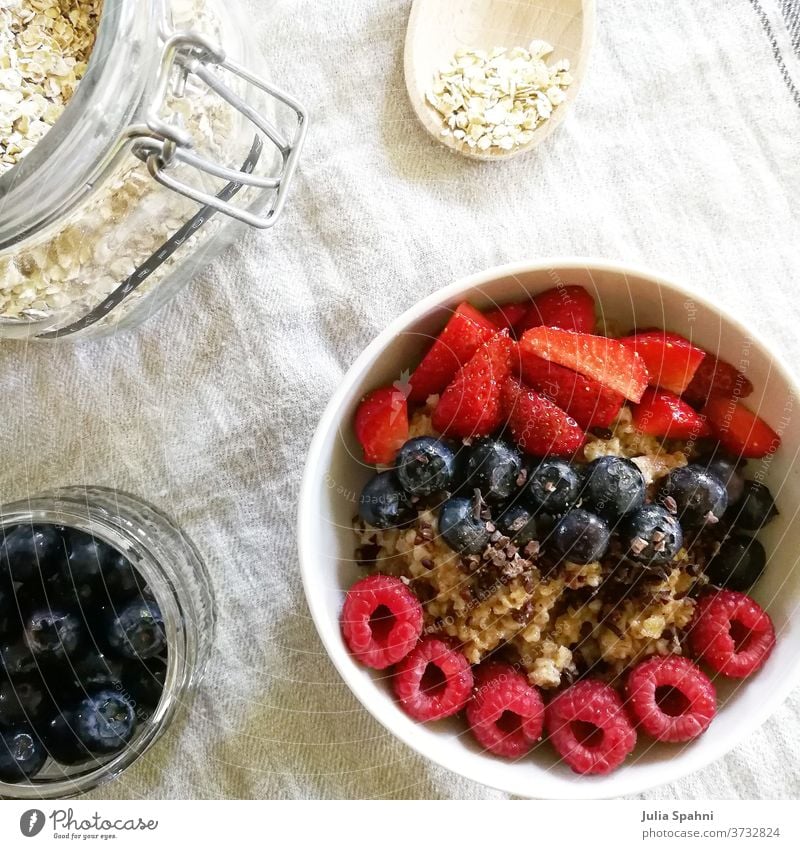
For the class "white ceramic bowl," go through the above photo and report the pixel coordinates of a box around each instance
[298,258,800,799]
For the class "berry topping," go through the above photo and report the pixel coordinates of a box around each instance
[496,504,541,546]
[0,727,47,782]
[519,285,596,334]
[354,386,409,465]
[438,496,491,555]
[520,327,649,402]
[683,353,753,407]
[553,509,610,564]
[705,534,766,592]
[0,524,62,583]
[462,438,524,503]
[704,456,745,504]
[689,590,776,678]
[107,600,165,660]
[502,378,585,457]
[395,437,456,496]
[432,331,513,438]
[581,456,646,523]
[393,637,473,722]
[484,302,529,332]
[659,465,728,528]
[340,574,423,670]
[525,458,582,515]
[730,480,778,531]
[408,302,498,403]
[632,387,711,439]
[622,505,684,565]
[72,689,137,754]
[545,679,637,775]
[466,663,544,758]
[619,331,706,394]
[358,471,415,529]
[626,655,716,742]
[702,396,780,459]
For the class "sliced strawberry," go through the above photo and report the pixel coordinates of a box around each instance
[519,285,596,334]
[519,327,649,403]
[484,302,529,332]
[354,386,409,465]
[632,388,711,439]
[619,331,706,394]
[518,348,624,430]
[683,354,754,407]
[408,303,497,403]
[501,378,585,457]
[432,331,513,438]
[702,395,780,459]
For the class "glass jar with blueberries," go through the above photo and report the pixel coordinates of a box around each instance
[0,487,215,799]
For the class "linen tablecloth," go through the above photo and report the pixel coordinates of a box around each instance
[1,0,799,800]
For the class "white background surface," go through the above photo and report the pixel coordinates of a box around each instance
[1,0,799,798]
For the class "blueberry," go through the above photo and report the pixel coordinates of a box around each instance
[395,437,456,496]
[581,457,646,524]
[98,551,145,601]
[62,529,119,586]
[461,439,524,504]
[0,585,17,643]
[0,678,50,727]
[24,609,83,662]
[438,497,490,555]
[358,471,415,529]
[706,533,766,592]
[730,481,778,532]
[73,689,136,755]
[122,657,166,716]
[0,524,62,583]
[659,465,728,528]
[526,459,582,515]
[622,505,684,565]
[42,710,93,766]
[66,650,124,696]
[0,641,37,679]
[496,504,539,546]
[553,509,610,564]
[0,727,47,782]
[705,456,745,504]
[107,601,165,660]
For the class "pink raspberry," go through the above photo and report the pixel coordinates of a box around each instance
[341,574,423,669]
[466,663,544,759]
[688,589,776,678]
[545,680,637,775]
[393,638,473,722]
[626,655,716,742]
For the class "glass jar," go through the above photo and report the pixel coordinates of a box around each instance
[0,486,215,799]
[0,0,307,341]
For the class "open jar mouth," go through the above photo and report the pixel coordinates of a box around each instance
[0,487,216,800]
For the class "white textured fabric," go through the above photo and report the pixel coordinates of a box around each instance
[1,0,799,800]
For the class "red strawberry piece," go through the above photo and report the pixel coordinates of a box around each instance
[702,395,781,459]
[354,386,409,465]
[682,353,754,406]
[483,302,529,332]
[408,302,497,403]
[518,348,624,430]
[431,331,513,439]
[519,285,596,334]
[520,327,649,402]
[619,331,706,394]
[632,387,711,439]
[502,378,585,457]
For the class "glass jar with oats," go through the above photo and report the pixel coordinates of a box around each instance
[0,0,307,341]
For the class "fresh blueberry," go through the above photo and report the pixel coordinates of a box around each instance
[552,509,610,564]
[622,505,684,565]
[706,533,766,591]
[438,497,490,555]
[705,456,745,504]
[24,609,83,662]
[0,678,50,728]
[659,464,729,528]
[0,524,63,583]
[107,601,165,660]
[526,459,582,515]
[62,529,119,586]
[65,650,124,696]
[358,471,415,529]
[73,689,136,755]
[17,572,95,622]
[42,710,93,766]
[0,727,47,782]
[730,481,778,531]
[496,504,539,546]
[0,585,17,643]
[461,439,524,504]
[581,457,646,524]
[98,551,145,601]
[395,437,456,496]
[122,657,167,716]
[0,641,37,679]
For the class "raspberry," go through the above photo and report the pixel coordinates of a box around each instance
[341,575,423,669]
[545,680,637,775]
[466,664,544,758]
[393,638,473,722]
[626,655,716,742]
[688,590,776,678]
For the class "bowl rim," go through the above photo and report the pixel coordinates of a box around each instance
[298,256,800,799]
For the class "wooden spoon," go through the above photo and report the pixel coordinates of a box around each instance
[404,0,595,160]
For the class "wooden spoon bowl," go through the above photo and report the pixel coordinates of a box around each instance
[404,0,595,160]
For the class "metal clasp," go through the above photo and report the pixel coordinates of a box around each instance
[131,31,307,229]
